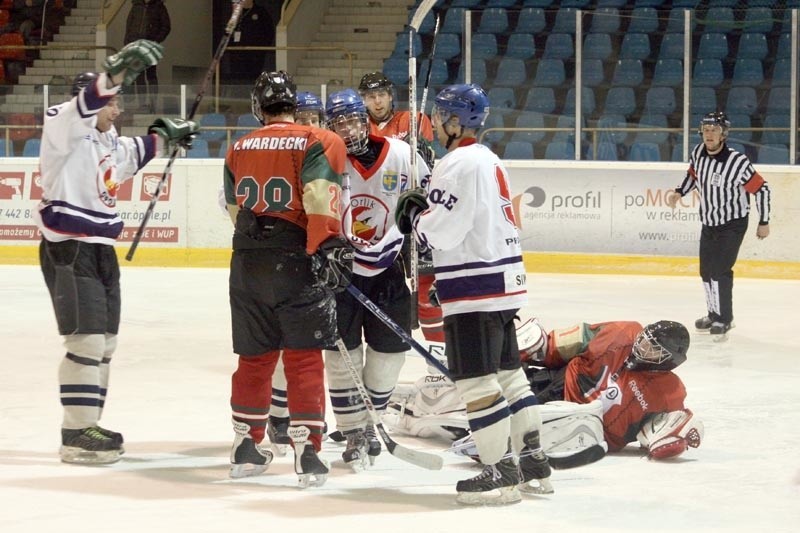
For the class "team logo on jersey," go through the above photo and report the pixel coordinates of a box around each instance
[382,171,400,193]
[97,155,118,207]
[601,381,623,413]
[347,194,390,244]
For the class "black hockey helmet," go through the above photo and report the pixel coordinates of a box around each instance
[699,111,730,138]
[627,321,690,372]
[251,70,297,125]
[72,72,99,96]
[358,71,394,94]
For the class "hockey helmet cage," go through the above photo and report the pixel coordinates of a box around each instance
[699,111,730,138]
[251,70,297,125]
[433,84,490,129]
[72,71,99,96]
[628,321,690,372]
[358,71,393,94]
[325,88,370,154]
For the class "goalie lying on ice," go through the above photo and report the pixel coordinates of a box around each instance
[384,317,704,463]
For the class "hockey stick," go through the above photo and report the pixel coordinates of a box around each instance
[333,337,444,470]
[346,284,450,377]
[126,0,244,261]
[418,12,440,136]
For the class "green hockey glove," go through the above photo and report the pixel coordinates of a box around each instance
[148,117,200,152]
[103,39,164,86]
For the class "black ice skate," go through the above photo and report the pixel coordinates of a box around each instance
[229,421,273,479]
[518,430,554,495]
[455,457,522,506]
[710,321,734,342]
[288,425,329,488]
[93,425,125,454]
[60,427,122,465]
[267,416,291,457]
[342,428,369,470]
[364,424,381,464]
[695,316,713,332]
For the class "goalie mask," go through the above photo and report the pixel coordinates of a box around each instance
[325,88,370,155]
[627,321,690,372]
[251,70,297,125]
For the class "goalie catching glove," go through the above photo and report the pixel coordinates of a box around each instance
[312,237,354,293]
[148,117,200,154]
[395,188,428,235]
[102,39,164,86]
[637,409,703,460]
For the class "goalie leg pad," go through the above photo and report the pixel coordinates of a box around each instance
[539,400,608,468]
[637,409,704,460]
[455,375,510,465]
[384,374,469,440]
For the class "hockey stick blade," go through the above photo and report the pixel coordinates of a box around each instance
[125,0,245,261]
[334,338,443,470]
[409,0,437,32]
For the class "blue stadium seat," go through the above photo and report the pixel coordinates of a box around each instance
[704,0,736,6]
[731,59,763,87]
[671,0,699,6]
[692,59,724,87]
[703,7,735,32]
[772,58,792,86]
[727,114,753,143]
[433,33,461,60]
[652,59,683,87]
[382,57,407,85]
[766,86,791,114]
[644,86,675,115]
[198,113,227,143]
[737,32,768,60]
[634,0,665,6]
[233,113,261,141]
[563,86,596,116]
[629,142,661,161]
[503,141,533,159]
[634,114,669,144]
[597,114,630,144]
[583,33,612,61]
[186,138,210,158]
[419,59,449,85]
[471,33,497,60]
[552,114,586,144]
[478,8,509,34]
[590,8,620,33]
[441,8,465,33]
[412,9,436,35]
[523,87,556,115]
[544,140,575,160]
[603,86,636,116]
[521,0,553,6]
[391,32,422,58]
[533,59,565,87]
[486,0,516,6]
[666,9,696,33]
[581,59,605,87]
[217,140,229,158]
[451,0,481,6]
[620,33,651,60]
[561,0,590,6]
[777,33,792,59]
[506,33,536,59]
[593,141,618,161]
[757,144,789,164]
[458,59,487,85]
[22,138,40,157]
[552,8,577,33]
[761,114,790,145]
[611,59,644,87]
[743,7,774,33]
[598,0,626,6]
[543,33,573,60]
[0,139,11,157]
[725,86,758,116]
[627,7,659,34]
[697,33,728,60]
[658,33,684,60]
[516,7,546,33]
[487,87,516,114]
[481,113,507,144]
[495,58,527,87]
[510,111,546,143]
[690,86,717,115]
[727,141,747,156]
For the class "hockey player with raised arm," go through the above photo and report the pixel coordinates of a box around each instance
[394,84,551,505]
[223,71,351,488]
[520,318,703,460]
[323,88,430,470]
[35,40,198,465]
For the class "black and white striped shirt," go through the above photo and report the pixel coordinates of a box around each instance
[675,143,771,227]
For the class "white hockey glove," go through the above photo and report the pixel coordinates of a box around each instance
[637,408,704,460]
[103,39,164,86]
[517,317,547,363]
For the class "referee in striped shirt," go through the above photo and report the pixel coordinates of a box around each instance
[666,111,771,341]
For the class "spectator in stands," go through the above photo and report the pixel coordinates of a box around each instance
[13,0,44,43]
[124,0,170,111]
[223,0,275,84]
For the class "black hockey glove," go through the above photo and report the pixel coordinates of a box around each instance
[417,138,436,169]
[149,117,200,153]
[395,188,428,235]
[312,237,354,293]
[428,280,440,308]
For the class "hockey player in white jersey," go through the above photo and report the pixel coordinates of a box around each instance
[35,40,199,465]
[323,88,431,470]
[395,84,551,505]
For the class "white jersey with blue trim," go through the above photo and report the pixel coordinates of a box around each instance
[34,72,158,244]
[411,140,528,316]
[342,136,429,277]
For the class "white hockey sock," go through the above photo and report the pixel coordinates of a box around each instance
[455,375,510,465]
[97,333,116,419]
[498,368,543,454]
[60,334,106,429]
[363,347,406,412]
[269,354,289,419]
[325,345,368,432]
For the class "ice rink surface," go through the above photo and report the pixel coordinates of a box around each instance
[1,265,798,533]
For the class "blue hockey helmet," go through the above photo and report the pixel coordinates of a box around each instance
[251,70,297,125]
[433,84,490,129]
[295,91,324,126]
[325,88,369,154]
